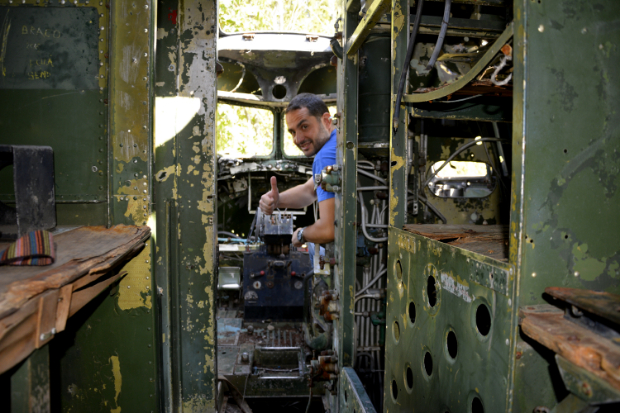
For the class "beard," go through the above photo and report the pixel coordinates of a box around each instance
[300,123,331,157]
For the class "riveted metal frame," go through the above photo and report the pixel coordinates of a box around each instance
[388,0,408,229]
[0,0,111,224]
[340,367,377,413]
[335,0,360,379]
[153,1,218,411]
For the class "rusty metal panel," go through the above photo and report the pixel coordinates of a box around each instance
[153,0,218,411]
[385,227,514,412]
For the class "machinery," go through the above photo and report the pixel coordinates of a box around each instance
[0,1,618,413]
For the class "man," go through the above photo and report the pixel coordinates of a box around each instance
[259,93,336,251]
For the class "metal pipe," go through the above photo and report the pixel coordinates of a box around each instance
[356,268,387,297]
[358,168,387,185]
[358,186,388,191]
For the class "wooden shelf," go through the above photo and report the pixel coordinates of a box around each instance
[0,225,150,374]
[402,224,509,262]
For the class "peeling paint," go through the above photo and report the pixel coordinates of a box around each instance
[117,244,152,310]
[440,272,472,303]
[110,356,122,413]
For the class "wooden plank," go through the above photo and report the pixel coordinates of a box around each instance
[545,287,620,326]
[519,304,620,391]
[55,284,73,333]
[0,298,38,374]
[403,224,508,240]
[403,224,509,261]
[68,271,126,317]
[0,225,150,319]
[35,290,59,348]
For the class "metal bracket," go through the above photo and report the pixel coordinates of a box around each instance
[0,145,56,238]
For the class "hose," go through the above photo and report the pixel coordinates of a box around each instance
[393,0,425,132]
[425,0,452,71]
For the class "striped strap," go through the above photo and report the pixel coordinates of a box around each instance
[0,230,56,266]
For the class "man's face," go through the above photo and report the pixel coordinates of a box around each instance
[286,107,331,157]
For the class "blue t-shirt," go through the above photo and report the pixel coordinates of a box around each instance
[313,129,337,203]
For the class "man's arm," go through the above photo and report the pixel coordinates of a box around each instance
[259,176,316,214]
[292,197,335,247]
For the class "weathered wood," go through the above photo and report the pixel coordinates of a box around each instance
[403,224,509,261]
[545,287,620,326]
[519,304,620,391]
[0,225,149,374]
[68,271,127,318]
[0,225,150,319]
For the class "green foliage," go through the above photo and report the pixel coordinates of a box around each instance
[216,104,274,158]
[217,1,340,158]
[219,0,340,35]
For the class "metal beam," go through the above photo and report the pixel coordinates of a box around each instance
[402,22,513,103]
[346,0,391,56]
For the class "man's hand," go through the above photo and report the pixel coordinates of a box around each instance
[292,227,303,248]
[259,176,280,215]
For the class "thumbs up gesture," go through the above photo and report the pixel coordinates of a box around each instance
[259,176,280,215]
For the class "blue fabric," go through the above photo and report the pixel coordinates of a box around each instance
[313,129,337,203]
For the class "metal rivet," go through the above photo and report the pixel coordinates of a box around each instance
[574,271,580,277]
[508,299,512,307]
[505,339,509,346]
[127,285,131,289]
[538,25,544,32]
[581,27,587,34]
[92,166,98,172]
[144,28,148,33]
[532,272,536,277]
[134,159,138,163]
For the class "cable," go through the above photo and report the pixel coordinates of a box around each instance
[425,0,452,71]
[421,138,501,189]
[393,0,425,132]
[305,383,313,413]
[433,94,482,104]
[491,54,512,86]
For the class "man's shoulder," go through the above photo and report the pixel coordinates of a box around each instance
[319,131,337,159]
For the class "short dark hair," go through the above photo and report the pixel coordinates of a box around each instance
[286,93,329,119]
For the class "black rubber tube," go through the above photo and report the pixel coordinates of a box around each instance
[392,0,425,133]
[425,0,452,71]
